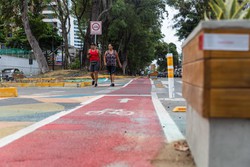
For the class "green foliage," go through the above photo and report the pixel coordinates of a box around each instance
[167,0,210,40]
[69,58,81,69]
[102,0,167,74]
[5,17,62,51]
[155,41,179,72]
[206,0,250,20]
[0,1,62,51]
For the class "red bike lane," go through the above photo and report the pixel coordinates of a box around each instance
[0,78,165,167]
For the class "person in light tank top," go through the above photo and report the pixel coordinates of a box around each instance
[103,43,122,87]
[87,42,100,87]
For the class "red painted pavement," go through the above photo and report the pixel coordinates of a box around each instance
[0,78,165,167]
[111,78,152,95]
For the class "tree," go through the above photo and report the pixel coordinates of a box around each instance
[0,0,50,73]
[103,0,166,74]
[71,0,91,42]
[71,0,91,67]
[5,16,62,51]
[49,0,71,69]
[156,41,179,72]
[167,0,210,40]
[21,0,49,73]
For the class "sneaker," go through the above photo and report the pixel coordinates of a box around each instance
[95,83,98,87]
[92,80,95,85]
[110,83,115,87]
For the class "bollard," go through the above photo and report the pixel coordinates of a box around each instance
[166,53,175,99]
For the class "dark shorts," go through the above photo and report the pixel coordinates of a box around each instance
[89,61,100,72]
[107,66,116,75]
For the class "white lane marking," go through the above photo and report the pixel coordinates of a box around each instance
[51,91,65,93]
[122,79,134,88]
[176,92,183,97]
[86,109,134,116]
[106,94,151,97]
[96,90,113,94]
[118,98,133,103]
[98,84,123,87]
[150,79,156,89]
[161,81,168,85]
[103,78,109,82]
[152,92,185,143]
[0,95,104,148]
[176,81,183,84]
[159,98,186,102]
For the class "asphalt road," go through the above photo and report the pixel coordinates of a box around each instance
[153,77,187,136]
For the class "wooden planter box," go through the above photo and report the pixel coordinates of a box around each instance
[182,20,250,118]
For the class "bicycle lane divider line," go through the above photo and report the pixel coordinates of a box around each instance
[151,92,185,143]
[150,78,185,142]
[122,78,135,88]
[0,95,104,148]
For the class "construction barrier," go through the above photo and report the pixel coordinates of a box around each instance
[0,87,18,97]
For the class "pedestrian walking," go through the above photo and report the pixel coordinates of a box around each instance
[87,42,100,87]
[103,44,122,87]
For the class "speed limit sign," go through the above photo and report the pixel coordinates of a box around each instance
[90,21,102,35]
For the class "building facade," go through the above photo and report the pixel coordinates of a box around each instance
[42,0,83,49]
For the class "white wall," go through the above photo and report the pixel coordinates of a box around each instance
[0,55,41,76]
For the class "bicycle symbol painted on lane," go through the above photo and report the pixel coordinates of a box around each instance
[85,109,134,116]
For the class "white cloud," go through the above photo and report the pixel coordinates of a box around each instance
[161,5,182,53]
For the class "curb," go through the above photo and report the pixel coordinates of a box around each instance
[0,87,18,97]
[0,82,92,88]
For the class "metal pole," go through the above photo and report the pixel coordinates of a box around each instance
[94,35,97,44]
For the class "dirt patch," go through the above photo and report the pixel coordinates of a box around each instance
[35,70,112,79]
[36,70,88,78]
[152,140,196,167]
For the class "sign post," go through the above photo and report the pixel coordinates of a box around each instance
[90,21,102,44]
[166,53,175,98]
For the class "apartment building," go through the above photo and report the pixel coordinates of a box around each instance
[42,0,83,49]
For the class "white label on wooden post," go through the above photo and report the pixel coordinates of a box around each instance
[203,33,249,51]
[166,53,175,99]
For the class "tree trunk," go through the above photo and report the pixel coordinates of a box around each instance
[61,22,71,69]
[21,0,49,73]
[122,59,128,75]
[55,0,71,69]
[83,0,99,66]
[92,0,99,21]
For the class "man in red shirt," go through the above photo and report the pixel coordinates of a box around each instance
[87,42,100,87]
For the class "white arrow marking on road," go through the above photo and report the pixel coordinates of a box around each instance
[118,98,133,103]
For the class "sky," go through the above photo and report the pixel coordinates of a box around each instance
[161,5,182,53]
